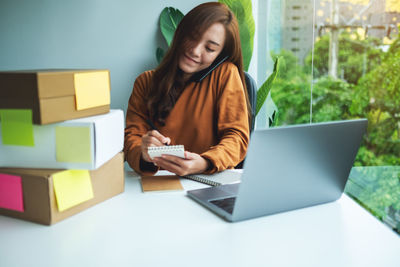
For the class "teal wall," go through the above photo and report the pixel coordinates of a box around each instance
[0,0,206,113]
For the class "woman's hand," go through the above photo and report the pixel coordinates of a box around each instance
[152,151,210,176]
[141,130,171,162]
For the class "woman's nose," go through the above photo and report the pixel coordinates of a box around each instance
[189,43,202,57]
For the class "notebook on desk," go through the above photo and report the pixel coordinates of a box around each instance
[187,119,368,222]
[182,170,242,186]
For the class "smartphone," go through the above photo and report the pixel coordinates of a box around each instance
[191,55,229,82]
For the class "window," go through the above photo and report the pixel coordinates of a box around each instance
[259,0,400,234]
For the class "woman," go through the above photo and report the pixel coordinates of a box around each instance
[124,2,251,176]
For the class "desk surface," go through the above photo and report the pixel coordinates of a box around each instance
[0,170,399,267]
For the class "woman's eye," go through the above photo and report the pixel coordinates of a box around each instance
[206,47,215,52]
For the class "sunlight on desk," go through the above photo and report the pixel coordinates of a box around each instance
[346,166,400,234]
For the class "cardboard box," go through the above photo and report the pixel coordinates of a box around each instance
[0,69,111,124]
[0,152,124,225]
[0,109,124,170]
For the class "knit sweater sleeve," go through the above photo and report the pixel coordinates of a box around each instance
[200,63,250,173]
[123,71,159,175]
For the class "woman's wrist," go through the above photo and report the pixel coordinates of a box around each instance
[200,157,213,173]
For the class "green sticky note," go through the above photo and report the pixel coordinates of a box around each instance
[52,170,94,212]
[55,126,92,163]
[0,109,34,146]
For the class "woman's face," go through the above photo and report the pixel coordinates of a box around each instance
[178,22,226,76]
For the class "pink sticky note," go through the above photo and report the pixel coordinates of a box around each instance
[0,173,24,212]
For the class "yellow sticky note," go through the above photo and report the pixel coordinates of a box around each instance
[0,109,34,146]
[55,126,92,163]
[74,71,110,110]
[53,170,94,212]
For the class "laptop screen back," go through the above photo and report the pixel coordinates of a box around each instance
[232,119,367,221]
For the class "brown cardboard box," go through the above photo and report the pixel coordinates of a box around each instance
[0,152,124,225]
[0,69,110,124]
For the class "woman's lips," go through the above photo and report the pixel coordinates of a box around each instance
[184,54,199,64]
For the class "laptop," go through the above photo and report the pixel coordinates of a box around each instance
[187,119,368,222]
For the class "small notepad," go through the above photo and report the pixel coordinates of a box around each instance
[148,145,185,159]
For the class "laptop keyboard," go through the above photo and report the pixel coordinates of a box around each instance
[209,197,236,214]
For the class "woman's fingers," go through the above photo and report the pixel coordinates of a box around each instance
[141,130,171,162]
[152,153,208,176]
[147,130,170,145]
[153,156,183,175]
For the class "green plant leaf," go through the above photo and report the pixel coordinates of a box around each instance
[156,47,165,64]
[256,57,279,117]
[219,0,255,71]
[265,91,278,127]
[159,7,184,47]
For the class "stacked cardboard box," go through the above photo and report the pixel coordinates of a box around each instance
[0,69,125,225]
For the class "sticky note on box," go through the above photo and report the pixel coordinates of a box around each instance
[0,109,34,147]
[0,173,24,212]
[55,126,92,163]
[53,170,94,212]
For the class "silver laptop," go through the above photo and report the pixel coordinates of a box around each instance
[187,119,368,222]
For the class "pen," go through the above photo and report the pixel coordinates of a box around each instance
[146,118,159,131]
[146,118,169,146]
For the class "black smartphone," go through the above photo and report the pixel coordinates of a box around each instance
[191,55,229,82]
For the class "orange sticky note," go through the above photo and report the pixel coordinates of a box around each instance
[141,175,183,192]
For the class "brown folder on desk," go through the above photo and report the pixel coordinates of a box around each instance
[141,175,183,192]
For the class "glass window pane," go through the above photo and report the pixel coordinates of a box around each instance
[311,0,400,233]
[312,0,399,167]
[260,0,315,127]
[262,0,399,233]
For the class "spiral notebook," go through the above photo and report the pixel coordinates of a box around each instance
[182,170,242,186]
[148,145,185,159]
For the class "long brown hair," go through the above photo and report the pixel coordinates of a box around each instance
[148,2,251,126]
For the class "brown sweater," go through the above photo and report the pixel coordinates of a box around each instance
[124,62,250,175]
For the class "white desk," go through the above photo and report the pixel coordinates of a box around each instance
[0,170,399,267]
